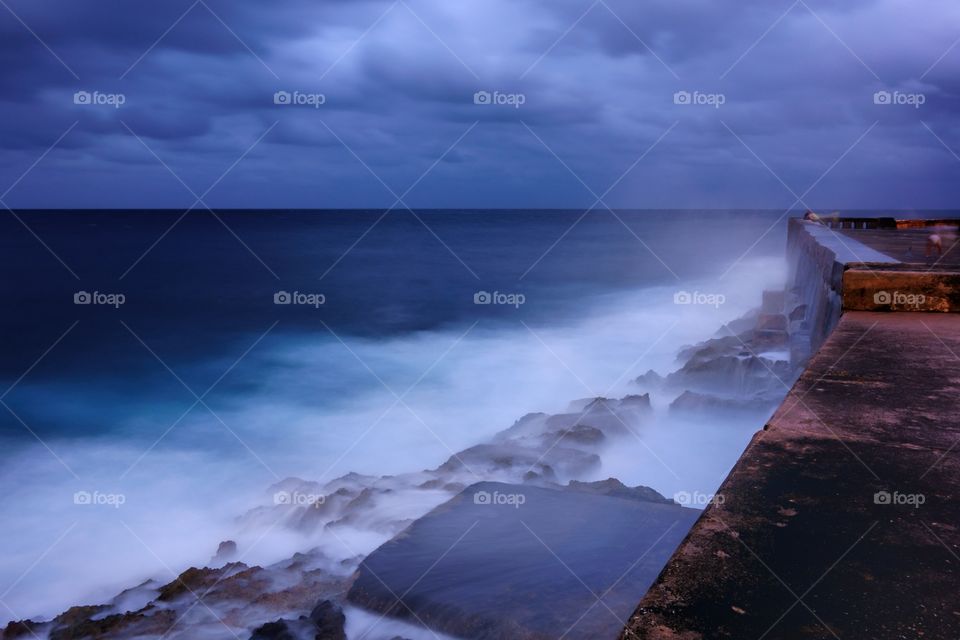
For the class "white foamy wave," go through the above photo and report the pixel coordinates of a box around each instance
[0,256,786,626]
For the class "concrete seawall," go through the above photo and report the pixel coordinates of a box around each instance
[620,218,960,639]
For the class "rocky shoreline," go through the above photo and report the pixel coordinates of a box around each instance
[2,290,801,640]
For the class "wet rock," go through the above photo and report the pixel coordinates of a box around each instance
[250,619,298,640]
[543,423,605,446]
[619,393,652,411]
[669,390,779,414]
[666,354,792,397]
[308,600,346,640]
[566,478,673,504]
[632,369,664,390]
[157,563,247,602]
[211,539,238,565]
[48,607,177,640]
[436,443,601,480]
[676,335,743,366]
[2,619,47,639]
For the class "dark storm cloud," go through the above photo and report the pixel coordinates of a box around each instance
[0,0,958,208]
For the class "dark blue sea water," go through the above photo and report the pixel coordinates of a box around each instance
[1,209,791,439]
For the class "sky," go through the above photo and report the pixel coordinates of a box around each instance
[1,0,959,209]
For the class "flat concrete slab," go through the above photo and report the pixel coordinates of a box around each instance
[347,482,700,640]
[621,312,960,639]
[802,223,899,264]
[840,226,960,267]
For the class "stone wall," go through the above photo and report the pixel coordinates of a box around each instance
[784,219,844,367]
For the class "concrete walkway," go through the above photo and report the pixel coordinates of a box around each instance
[621,311,960,639]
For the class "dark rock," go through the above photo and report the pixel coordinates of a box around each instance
[566,478,673,504]
[676,335,743,366]
[308,600,346,640]
[544,423,605,446]
[211,540,238,564]
[157,564,244,602]
[669,390,779,414]
[666,354,793,397]
[250,619,297,640]
[619,393,652,411]
[48,607,177,640]
[789,303,807,321]
[2,620,46,639]
[632,369,663,389]
[436,443,600,479]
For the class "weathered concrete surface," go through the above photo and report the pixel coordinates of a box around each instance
[843,267,960,312]
[840,226,960,267]
[620,312,960,640]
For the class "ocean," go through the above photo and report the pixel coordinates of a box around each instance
[0,209,818,625]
